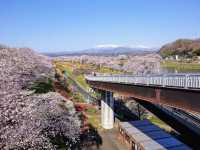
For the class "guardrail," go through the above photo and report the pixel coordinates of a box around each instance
[85,74,200,89]
[156,105,200,128]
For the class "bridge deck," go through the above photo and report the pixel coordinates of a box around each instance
[86,74,200,89]
[85,74,200,114]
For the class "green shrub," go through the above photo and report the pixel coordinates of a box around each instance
[29,79,55,93]
[72,92,85,103]
[86,107,97,115]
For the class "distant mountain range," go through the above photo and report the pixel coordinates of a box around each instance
[45,46,157,57]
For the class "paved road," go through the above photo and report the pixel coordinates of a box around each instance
[99,128,128,150]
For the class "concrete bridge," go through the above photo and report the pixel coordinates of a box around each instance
[85,74,200,129]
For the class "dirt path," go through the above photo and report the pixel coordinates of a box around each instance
[99,128,128,150]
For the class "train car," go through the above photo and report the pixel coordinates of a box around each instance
[118,120,191,150]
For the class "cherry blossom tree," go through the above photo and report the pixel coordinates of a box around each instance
[0,48,81,149]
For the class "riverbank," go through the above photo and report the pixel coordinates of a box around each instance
[161,60,200,73]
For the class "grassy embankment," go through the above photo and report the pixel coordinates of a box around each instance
[54,61,126,90]
[55,61,172,131]
[161,61,200,72]
[147,115,172,132]
[85,107,102,130]
[54,61,114,129]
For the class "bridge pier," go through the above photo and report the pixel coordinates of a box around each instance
[101,90,114,129]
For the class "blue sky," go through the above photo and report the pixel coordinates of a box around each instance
[0,0,200,52]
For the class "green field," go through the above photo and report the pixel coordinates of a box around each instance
[161,61,200,73]
[54,61,126,90]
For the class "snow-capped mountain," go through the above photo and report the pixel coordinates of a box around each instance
[45,45,157,57]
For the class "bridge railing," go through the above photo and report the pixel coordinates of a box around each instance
[85,74,200,89]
